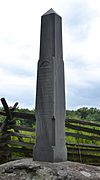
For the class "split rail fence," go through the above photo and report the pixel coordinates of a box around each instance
[0,98,100,165]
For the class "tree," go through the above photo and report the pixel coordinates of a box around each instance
[77,107,89,119]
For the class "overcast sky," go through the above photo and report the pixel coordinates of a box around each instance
[0,0,100,110]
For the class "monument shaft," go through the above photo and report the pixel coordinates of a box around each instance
[33,9,67,162]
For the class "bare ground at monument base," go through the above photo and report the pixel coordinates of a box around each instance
[0,158,100,179]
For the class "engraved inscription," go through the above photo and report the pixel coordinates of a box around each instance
[38,65,53,117]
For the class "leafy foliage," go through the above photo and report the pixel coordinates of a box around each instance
[66,107,100,122]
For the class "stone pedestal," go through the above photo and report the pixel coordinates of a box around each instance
[33,9,67,162]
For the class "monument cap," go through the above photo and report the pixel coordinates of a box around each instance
[43,8,60,17]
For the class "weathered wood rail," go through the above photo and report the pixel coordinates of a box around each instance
[0,98,100,165]
[66,118,100,165]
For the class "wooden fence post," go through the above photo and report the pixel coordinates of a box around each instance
[0,98,19,161]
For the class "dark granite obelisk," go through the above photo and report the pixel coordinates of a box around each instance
[33,9,67,162]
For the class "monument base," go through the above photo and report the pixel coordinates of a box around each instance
[33,145,67,162]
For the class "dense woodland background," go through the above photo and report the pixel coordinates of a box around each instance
[66,107,100,122]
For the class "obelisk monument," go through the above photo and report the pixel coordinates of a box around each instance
[33,9,67,162]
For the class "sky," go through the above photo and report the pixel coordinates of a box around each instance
[0,0,100,110]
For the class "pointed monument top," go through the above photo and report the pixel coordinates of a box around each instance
[43,8,60,16]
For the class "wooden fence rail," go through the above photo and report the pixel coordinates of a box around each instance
[66,118,100,127]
